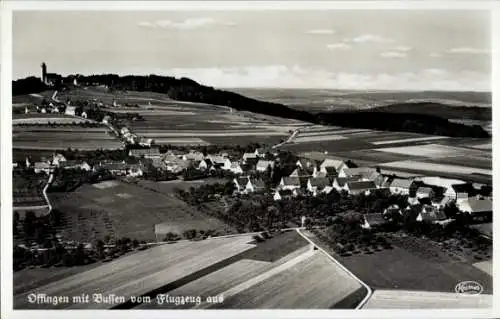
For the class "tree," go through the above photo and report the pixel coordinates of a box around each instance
[443,202,459,219]
[23,211,37,238]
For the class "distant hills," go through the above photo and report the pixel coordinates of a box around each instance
[12,74,490,138]
[366,102,491,121]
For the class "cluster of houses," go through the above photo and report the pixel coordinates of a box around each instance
[230,156,492,226]
[25,102,82,118]
[118,127,152,147]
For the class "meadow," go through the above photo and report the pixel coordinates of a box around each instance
[50,180,231,243]
[13,124,122,151]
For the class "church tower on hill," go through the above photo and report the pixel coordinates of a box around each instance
[41,62,47,84]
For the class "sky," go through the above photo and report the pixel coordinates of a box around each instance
[13,10,491,91]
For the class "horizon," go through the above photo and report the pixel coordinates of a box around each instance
[13,10,491,91]
[13,73,492,94]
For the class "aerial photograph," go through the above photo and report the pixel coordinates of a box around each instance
[11,9,492,310]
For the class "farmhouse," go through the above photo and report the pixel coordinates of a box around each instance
[52,153,67,166]
[289,167,311,178]
[129,148,161,159]
[102,115,111,124]
[256,160,275,172]
[320,158,349,176]
[138,138,153,147]
[242,152,258,162]
[59,160,91,171]
[229,162,244,175]
[254,148,268,157]
[332,176,359,192]
[96,161,129,176]
[246,179,266,193]
[127,164,144,177]
[182,151,205,162]
[233,177,250,193]
[447,183,476,200]
[197,159,212,171]
[346,181,377,196]
[456,196,492,217]
[389,178,412,195]
[206,155,231,170]
[150,158,168,171]
[416,187,434,199]
[65,106,76,116]
[341,167,377,179]
[34,162,54,174]
[279,177,301,191]
[166,159,190,174]
[361,213,386,229]
[432,196,452,209]
[297,158,314,170]
[417,205,446,223]
[307,177,333,195]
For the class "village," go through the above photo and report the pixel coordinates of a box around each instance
[15,140,493,228]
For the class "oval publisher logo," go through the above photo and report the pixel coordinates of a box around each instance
[454,281,483,295]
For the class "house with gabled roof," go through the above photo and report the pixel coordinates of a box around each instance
[166,159,190,174]
[52,153,67,166]
[34,162,54,174]
[417,205,447,223]
[445,182,475,200]
[97,161,129,176]
[340,167,377,179]
[296,158,313,170]
[182,151,205,162]
[246,178,266,193]
[207,155,231,170]
[332,176,359,192]
[229,162,244,175]
[307,177,333,196]
[233,177,249,193]
[279,176,301,191]
[59,160,91,171]
[256,160,275,172]
[197,158,212,171]
[289,167,311,178]
[127,164,144,177]
[320,158,348,176]
[243,152,258,162]
[150,157,168,171]
[416,187,434,199]
[346,181,377,196]
[456,196,492,216]
[129,147,161,159]
[389,178,412,195]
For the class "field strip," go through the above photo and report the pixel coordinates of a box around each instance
[193,248,316,309]
[468,143,492,150]
[473,260,492,276]
[362,290,493,309]
[379,161,492,176]
[12,205,49,211]
[293,135,348,143]
[372,136,450,145]
[138,131,285,137]
[296,229,372,309]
